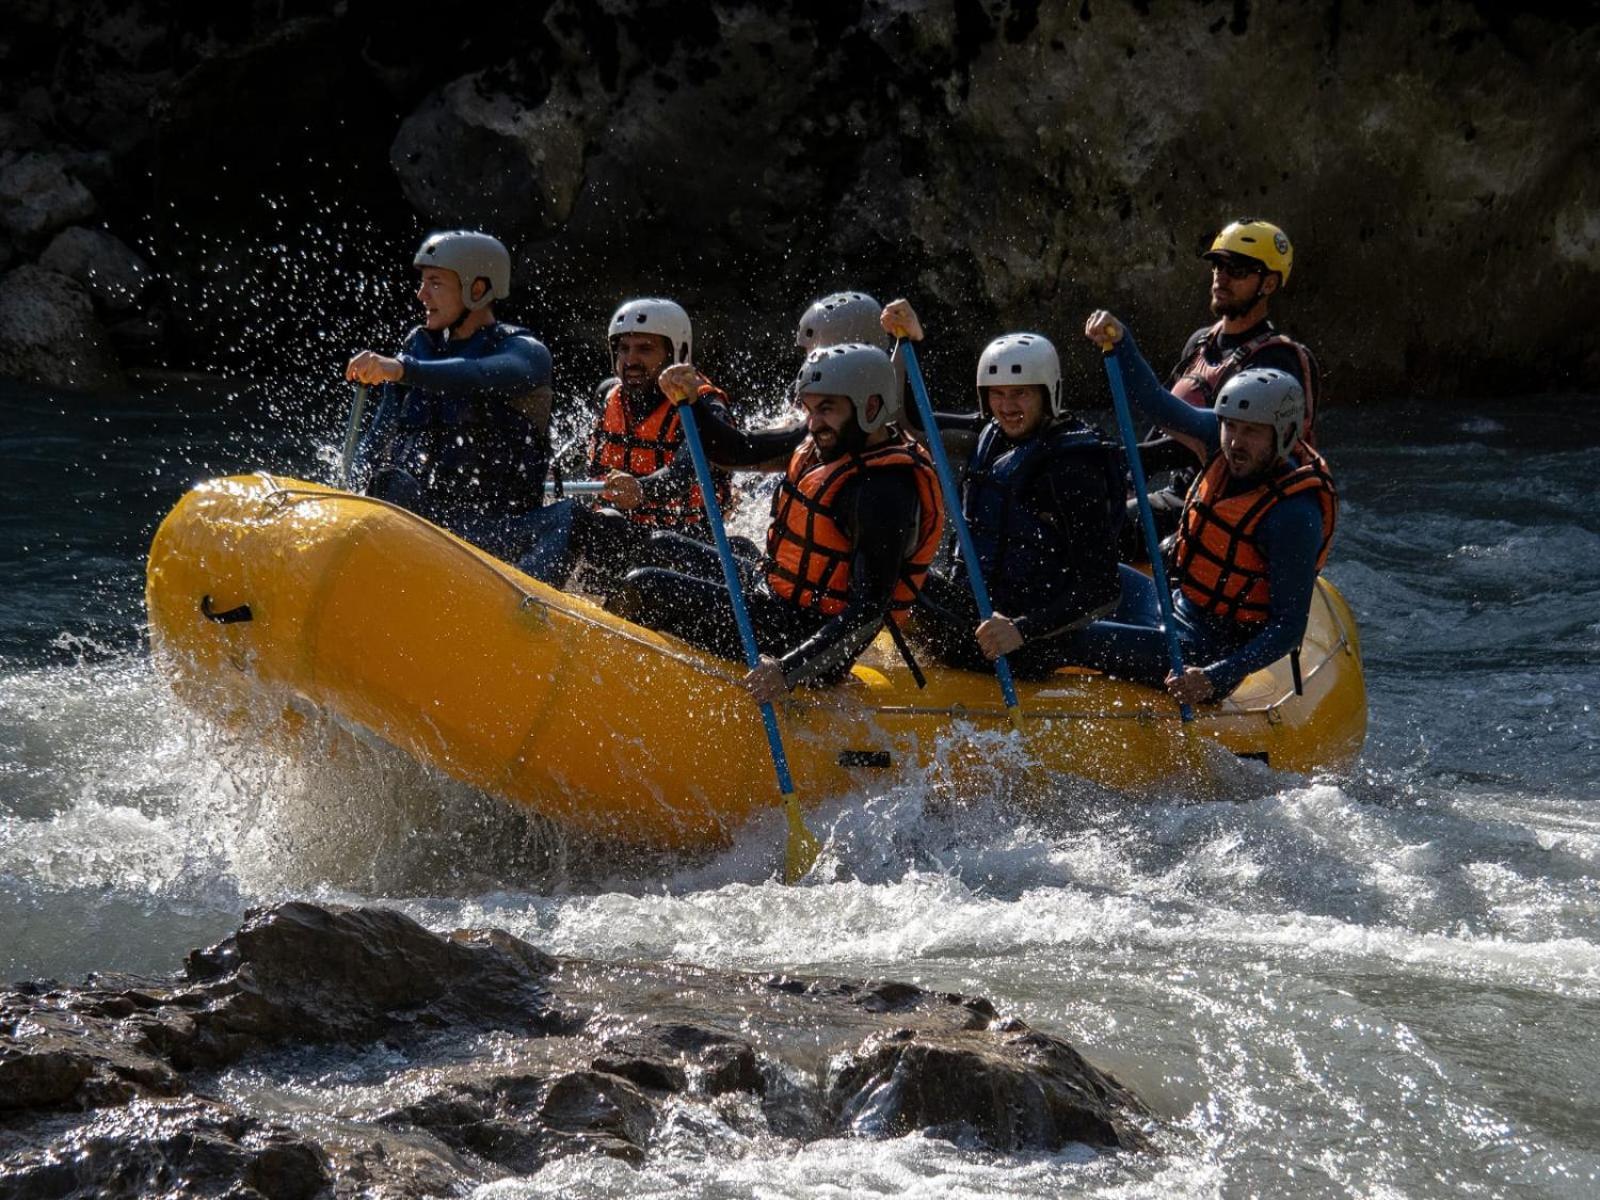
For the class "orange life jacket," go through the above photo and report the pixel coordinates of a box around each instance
[765,435,944,625]
[1171,321,1321,448]
[586,382,732,527]
[1175,444,1337,625]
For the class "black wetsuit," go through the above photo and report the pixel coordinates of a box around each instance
[905,410,1125,677]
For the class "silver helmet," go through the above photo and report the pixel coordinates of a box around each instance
[793,342,899,433]
[412,231,510,312]
[1214,367,1305,457]
[608,297,692,364]
[975,332,1063,414]
[795,291,883,351]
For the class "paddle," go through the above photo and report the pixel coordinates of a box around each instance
[896,341,1024,731]
[541,480,607,496]
[339,383,370,489]
[673,398,821,883]
[1098,332,1193,722]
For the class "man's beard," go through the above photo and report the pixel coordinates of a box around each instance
[813,420,868,463]
[1210,283,1265,320]
[620,375,659,412]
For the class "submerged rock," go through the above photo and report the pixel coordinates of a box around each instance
[0,903,1149,1196]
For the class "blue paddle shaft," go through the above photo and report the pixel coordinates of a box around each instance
[898,343,1022,713]
[1102,350,1192,721]
[676,402,797,793]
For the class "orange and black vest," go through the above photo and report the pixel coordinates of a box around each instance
[586,383,732,527]
[1171,321,1321,448]
[1175,445,1337,625]
[765,435,944,626]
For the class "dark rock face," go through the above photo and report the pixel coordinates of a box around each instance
[0,903,1149,1196]
[0,265,125,389]
[7,2,1593,398]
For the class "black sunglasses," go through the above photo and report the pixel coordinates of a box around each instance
[1210,258,1264,281]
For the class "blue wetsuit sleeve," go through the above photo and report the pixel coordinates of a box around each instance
[1110,332,1220,456]
[1200,493,1322,697]
[399,335,552,396]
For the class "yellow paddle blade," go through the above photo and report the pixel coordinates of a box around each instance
[782,793,821,884]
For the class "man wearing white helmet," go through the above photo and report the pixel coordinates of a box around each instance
[1070,311,1338,705]
[609,343,943,703]
[795,291,887,353]
[877,299,1126,677]
[345,230,553,556]
[586,297,735,527]
[519,297,738,592]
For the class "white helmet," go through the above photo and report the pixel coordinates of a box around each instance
[975,333,1063,414]
[1215,367,1305,457]
[795,291,883,351]
[608,297,692,364]
[793,343,899,433]
[413,231,510,312]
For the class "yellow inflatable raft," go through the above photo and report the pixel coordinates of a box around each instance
[146,474,1367,850]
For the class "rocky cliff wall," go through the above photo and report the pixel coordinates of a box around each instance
[1,0,1596,403]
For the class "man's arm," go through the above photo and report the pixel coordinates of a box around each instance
[1196,494,1323,698]
[687,393,805,471]
[1106,330,1220,458]
[777,470,920,688]
[400,334,552,396]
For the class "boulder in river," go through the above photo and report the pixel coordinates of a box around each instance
[0,153,97,249]
[0,264,124,390]
[38,226,149,313]
[0,902,1150,1196]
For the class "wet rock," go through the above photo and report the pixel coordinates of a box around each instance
[0,265,124,390]
[829,1025,1146,1152]
[0,903,1150,1194]
[595,1022,763,1097]
[169,901,564,1067]
[38,226,149,312]
[0,153,97,247]
[0,1097,328,1200]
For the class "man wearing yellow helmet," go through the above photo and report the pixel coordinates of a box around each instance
[1170,218,1319,444]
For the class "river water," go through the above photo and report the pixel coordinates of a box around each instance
[2,375,1597,1198]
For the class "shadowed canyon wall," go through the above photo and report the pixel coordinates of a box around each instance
[2,0,1596,404]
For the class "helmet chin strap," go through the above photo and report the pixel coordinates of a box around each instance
[447,278,489,335]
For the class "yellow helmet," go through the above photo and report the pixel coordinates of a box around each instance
[1206,218,1293,285]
